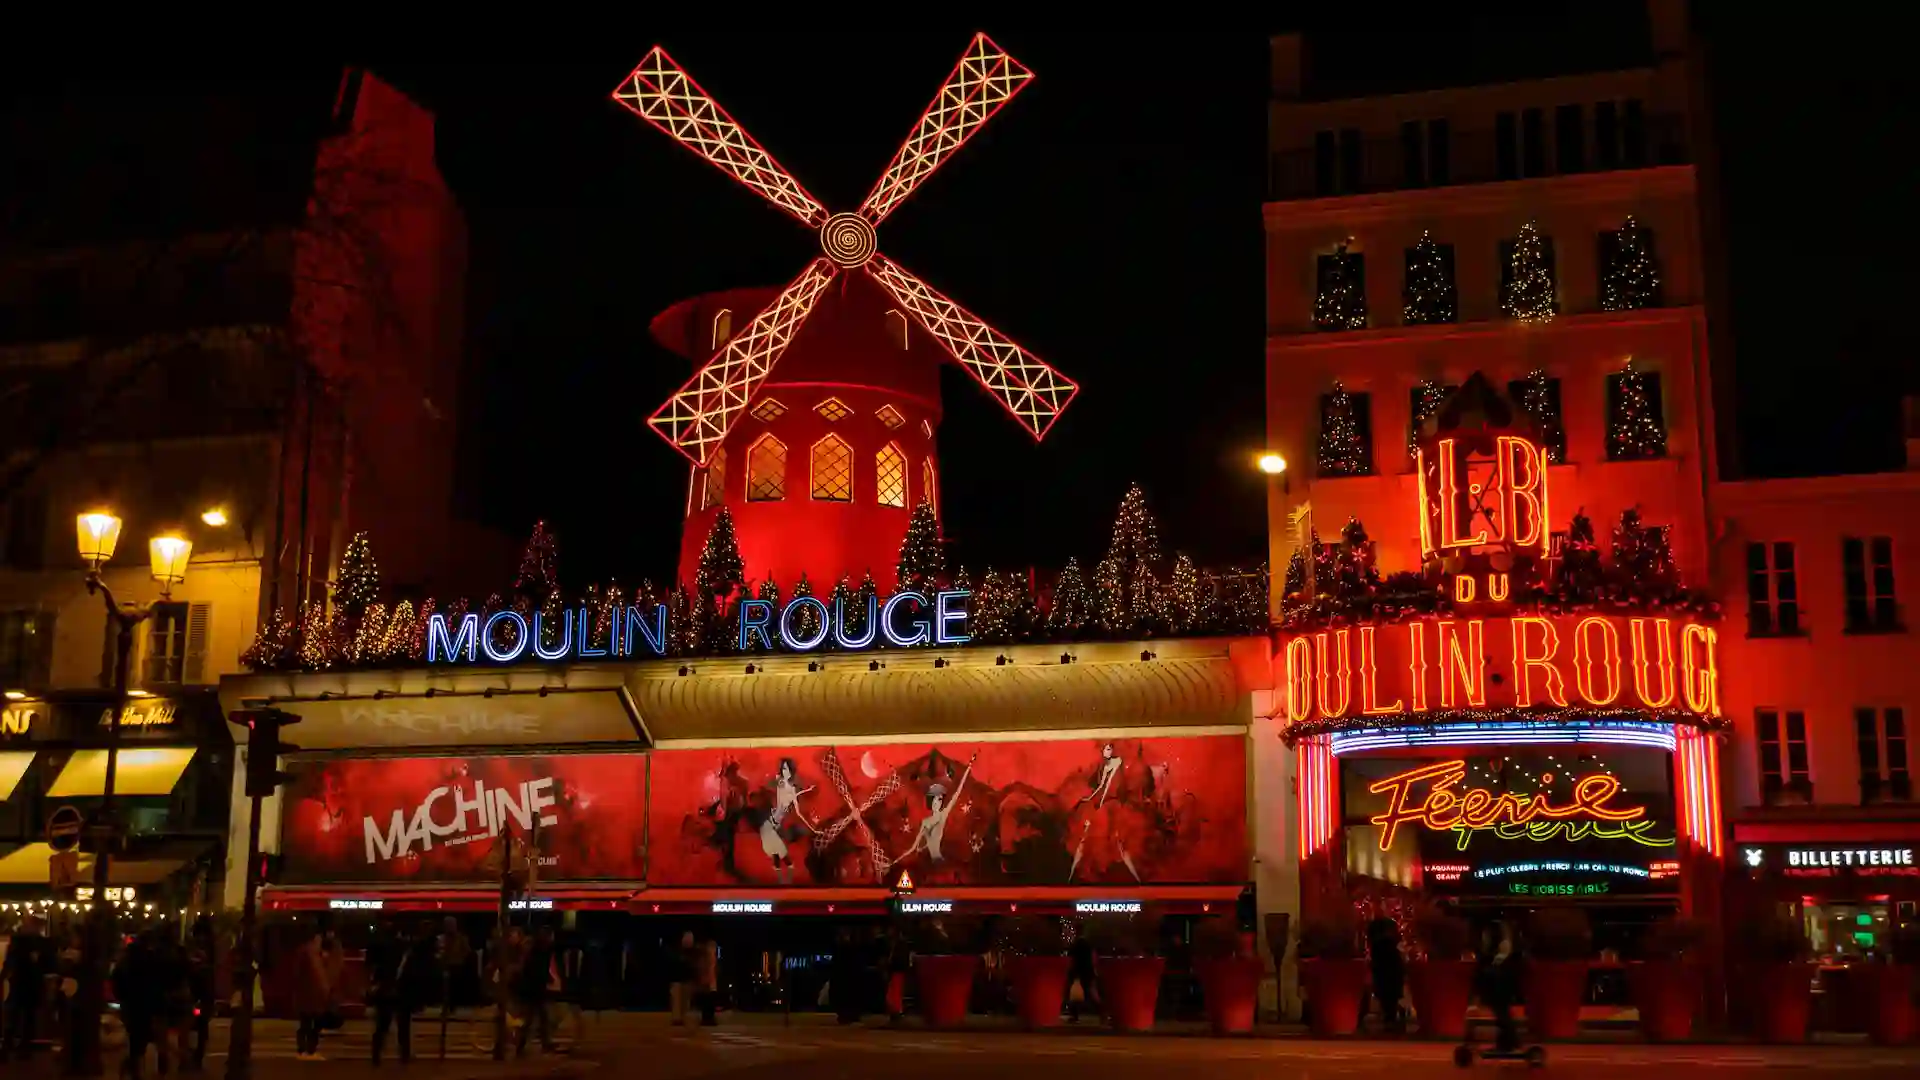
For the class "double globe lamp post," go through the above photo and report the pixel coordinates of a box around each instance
[66,510,192,1076]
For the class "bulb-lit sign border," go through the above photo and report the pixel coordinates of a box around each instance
[1367,758,1672,852]
[426,589,971,664]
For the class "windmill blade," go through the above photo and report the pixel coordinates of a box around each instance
[858,33,1033,227]
[865,253,1076,440]
[613,46,828,228]
[648,259,839,465]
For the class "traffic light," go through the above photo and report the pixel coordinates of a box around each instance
[235,707,302,798]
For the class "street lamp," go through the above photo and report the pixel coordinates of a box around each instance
[1257,453,1287,475]
[65,510,191,1077]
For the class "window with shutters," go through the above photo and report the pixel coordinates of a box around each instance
[145,602,211,684]
[1857,707,1911,803]
[1757,708,1812,805]
[702,447,727,510]
[876,443,907,507]
[746,435,787,501]
[810,435,853,502]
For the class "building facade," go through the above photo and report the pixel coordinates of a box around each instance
[1264,0,1920,1019]
[0,70,498,912]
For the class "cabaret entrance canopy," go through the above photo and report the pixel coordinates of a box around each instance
[613,33,1080,467]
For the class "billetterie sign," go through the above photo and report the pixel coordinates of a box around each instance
[426,589,971,665]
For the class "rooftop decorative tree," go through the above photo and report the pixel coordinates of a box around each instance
[334,530,379,617]
[1500,221,1557,323]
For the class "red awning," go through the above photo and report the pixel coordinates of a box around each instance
[262,886,636,913]
[1733,822,1920,843]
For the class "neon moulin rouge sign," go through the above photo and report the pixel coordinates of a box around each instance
[1367,759,1672,852]
[424,590,970,664]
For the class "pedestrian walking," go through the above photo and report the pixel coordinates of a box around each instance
[1065,933,1097,1023]
[669,931,697,1026]
[512,926,559,1055]
[1367,917,1406,1032]
[694,933,720,1027]
[184,917,217,1070]
[291,925,333,1060]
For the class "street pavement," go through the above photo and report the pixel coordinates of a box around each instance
[8,1013,1920,1079]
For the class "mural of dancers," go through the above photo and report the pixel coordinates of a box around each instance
[649,736,1246,888]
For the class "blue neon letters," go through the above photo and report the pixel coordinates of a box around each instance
[430,590,971,664]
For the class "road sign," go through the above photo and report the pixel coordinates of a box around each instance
[50,849,81,889]
[47,805,84,853]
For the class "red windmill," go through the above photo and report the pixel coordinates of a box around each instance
[614,34,1078,592]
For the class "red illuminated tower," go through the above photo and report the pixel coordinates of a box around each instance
[614,34,1079,590]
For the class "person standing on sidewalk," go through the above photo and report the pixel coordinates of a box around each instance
[669,931,697,1026]
[1065,933,1097,1023]
[291,924,332,1061]
[0,914,51,1063]
[694,933,720,1027]
[512,926,559,1056]
[183,917,216,1070]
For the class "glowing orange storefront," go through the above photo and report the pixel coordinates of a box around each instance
[1279,377,1726,920]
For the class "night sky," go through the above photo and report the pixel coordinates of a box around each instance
[374,33,1271,588]
[8,13,1915,590]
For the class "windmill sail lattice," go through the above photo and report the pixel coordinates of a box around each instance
[613,33,1078,466]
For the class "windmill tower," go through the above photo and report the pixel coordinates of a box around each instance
[613,34,1078,592]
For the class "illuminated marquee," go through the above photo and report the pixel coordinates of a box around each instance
[1367,759,1672,852]
[427,590,971,663]
[1280,612,1721,723]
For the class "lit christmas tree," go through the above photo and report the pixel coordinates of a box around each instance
[1335,518,1380,597]
[514,521,560,604]
[1556,509,1604,602]
[296,603,336,670]
[896,498,944,593]
[1131,560,1167,636]
[348,603,387,664]
[789,573,821,642]
[380,600,416,663]
[1310,528,1339,600]
[407,599,438,662]
[1610,507,1678,599]
[1316,383,1371,477]
[538,588,565,651]
[593,582,624,651]
[1407,379,1450,458]
[695,508,747,610]
[974,569,1012,643]
[1313,241,1367,331]
[1281,547,1308,614]
[1095,483,1163,633]
[1007,571,1041,641]
[1516,368,1566,464]
[334,531,379,617]
[748,578,781,650]
[1600,216,1661,312]
[1608,360,1665,460]
[1048,558,1091,635]
[1402,230,1457,325]
[241,607,297,671]
[666,587,697,655]
[850,571,879,640]
[1500,221,1557,323]
[1168,553,1200,633]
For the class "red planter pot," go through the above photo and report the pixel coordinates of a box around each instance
[1627,960,1700,1042]
[1006,955,1072,1030]
[1195,957,1265,1035]
[1751,963,1814,1044]
[1095,956,1165,1032]
[914,954,980,1029]
[1300,958,1369,1037]
[1407,960,1476,1040]
[1523,961,1589,1040]
[1854,964,1915,1046]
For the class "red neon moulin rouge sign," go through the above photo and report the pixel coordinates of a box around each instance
[1280,612,1720,723]
[1367,759,1667,852]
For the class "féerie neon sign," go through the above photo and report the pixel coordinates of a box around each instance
[426,590,971,664]
[1367,759,1671,851]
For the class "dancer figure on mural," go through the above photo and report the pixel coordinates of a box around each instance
[1069,743,1143,882]
[901,752,978,865]
[758,758,816,884]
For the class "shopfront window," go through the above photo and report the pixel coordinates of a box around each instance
[1804,900,1892,961]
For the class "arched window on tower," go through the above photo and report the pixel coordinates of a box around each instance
[746,435,787,501]
[702,447,727,510]
[922,459,938,517]
[810,435,853,502]
[875,443,907,508]
[711,309,734,349]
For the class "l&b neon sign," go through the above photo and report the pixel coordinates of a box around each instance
[426,590,971,664]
